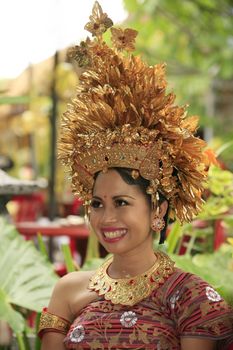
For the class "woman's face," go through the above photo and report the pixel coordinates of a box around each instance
[89,169,154,256]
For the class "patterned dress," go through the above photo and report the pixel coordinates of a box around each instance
[64,269,233,350]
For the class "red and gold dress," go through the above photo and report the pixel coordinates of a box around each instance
[64,266,233,349]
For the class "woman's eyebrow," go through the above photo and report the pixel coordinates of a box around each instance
[91,195,102,200]
[92,195,136,200]
[112,195,136,200]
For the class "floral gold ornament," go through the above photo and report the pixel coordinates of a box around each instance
[88,251,175,306]
[151,215,165,232]
[59,1,210,223]
[84,1,113,37]
[111,27,138,51]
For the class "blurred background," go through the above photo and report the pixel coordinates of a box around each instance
[0,1,233,347]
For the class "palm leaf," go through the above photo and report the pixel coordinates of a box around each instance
[0,218,58,333]
[0,289,25,334]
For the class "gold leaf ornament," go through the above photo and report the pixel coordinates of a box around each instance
[111,27,138,51]
[67,40,91,67]
[84,1,113,37]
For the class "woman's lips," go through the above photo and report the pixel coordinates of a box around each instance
[101,228,127,243]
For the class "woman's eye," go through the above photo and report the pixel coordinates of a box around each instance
[115,199,128,207]
[90,200,102,208]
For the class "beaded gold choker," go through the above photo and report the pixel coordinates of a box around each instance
[88,251,175,306]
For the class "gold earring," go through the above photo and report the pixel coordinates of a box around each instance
[151,208,165,232]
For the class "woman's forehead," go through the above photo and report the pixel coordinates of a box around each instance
[93,169,141,197]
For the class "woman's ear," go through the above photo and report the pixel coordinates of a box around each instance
[159,200,168,217]
[150,200,168,221]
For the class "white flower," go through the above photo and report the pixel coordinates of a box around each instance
[70,325,85,343]
[120,311,137,328]
[206,286,222,302]
[170,290,180,309]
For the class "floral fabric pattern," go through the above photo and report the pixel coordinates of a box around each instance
[69,325,85,343]
[120,311,138,328]
[64,269,233,349]
[206,286,222,302]
[170,289,180,309]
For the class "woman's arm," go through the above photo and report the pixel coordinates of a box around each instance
[40,274,74,350]
[40,270,95,350]
[41,332,66,350]
[181,337,216,350]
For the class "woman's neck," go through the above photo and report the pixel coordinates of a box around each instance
[108,248,157,279]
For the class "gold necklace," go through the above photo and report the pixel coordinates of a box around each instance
[88,251,175,306]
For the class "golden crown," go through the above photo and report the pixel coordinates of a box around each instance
[59,1,209,223]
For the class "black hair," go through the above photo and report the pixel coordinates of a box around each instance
[94,167,169,244]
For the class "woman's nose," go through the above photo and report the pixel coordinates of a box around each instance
[101,206,117,224]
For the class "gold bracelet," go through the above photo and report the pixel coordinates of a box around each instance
[38,308,71,338]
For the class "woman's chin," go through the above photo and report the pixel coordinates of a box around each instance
[100,239,128,255]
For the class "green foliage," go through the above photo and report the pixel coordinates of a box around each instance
[37,233,49,259]
[82,258,105,271]
[166,221,183,254]
[166,165,233,255]
[171,244,233,305]
[0,96,30,105]
[84,227,100,263]
[124,0,233,78]
[0,218,58,334]
[200,165,233,219]
[61,243,76,273]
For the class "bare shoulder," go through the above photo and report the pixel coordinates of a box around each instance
[48,270,96,321]
[57,270,95,289]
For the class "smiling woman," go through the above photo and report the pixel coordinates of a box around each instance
[90,169,155,257]
[39,2,233,349]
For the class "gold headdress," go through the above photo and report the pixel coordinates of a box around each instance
[59,1,209,223]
